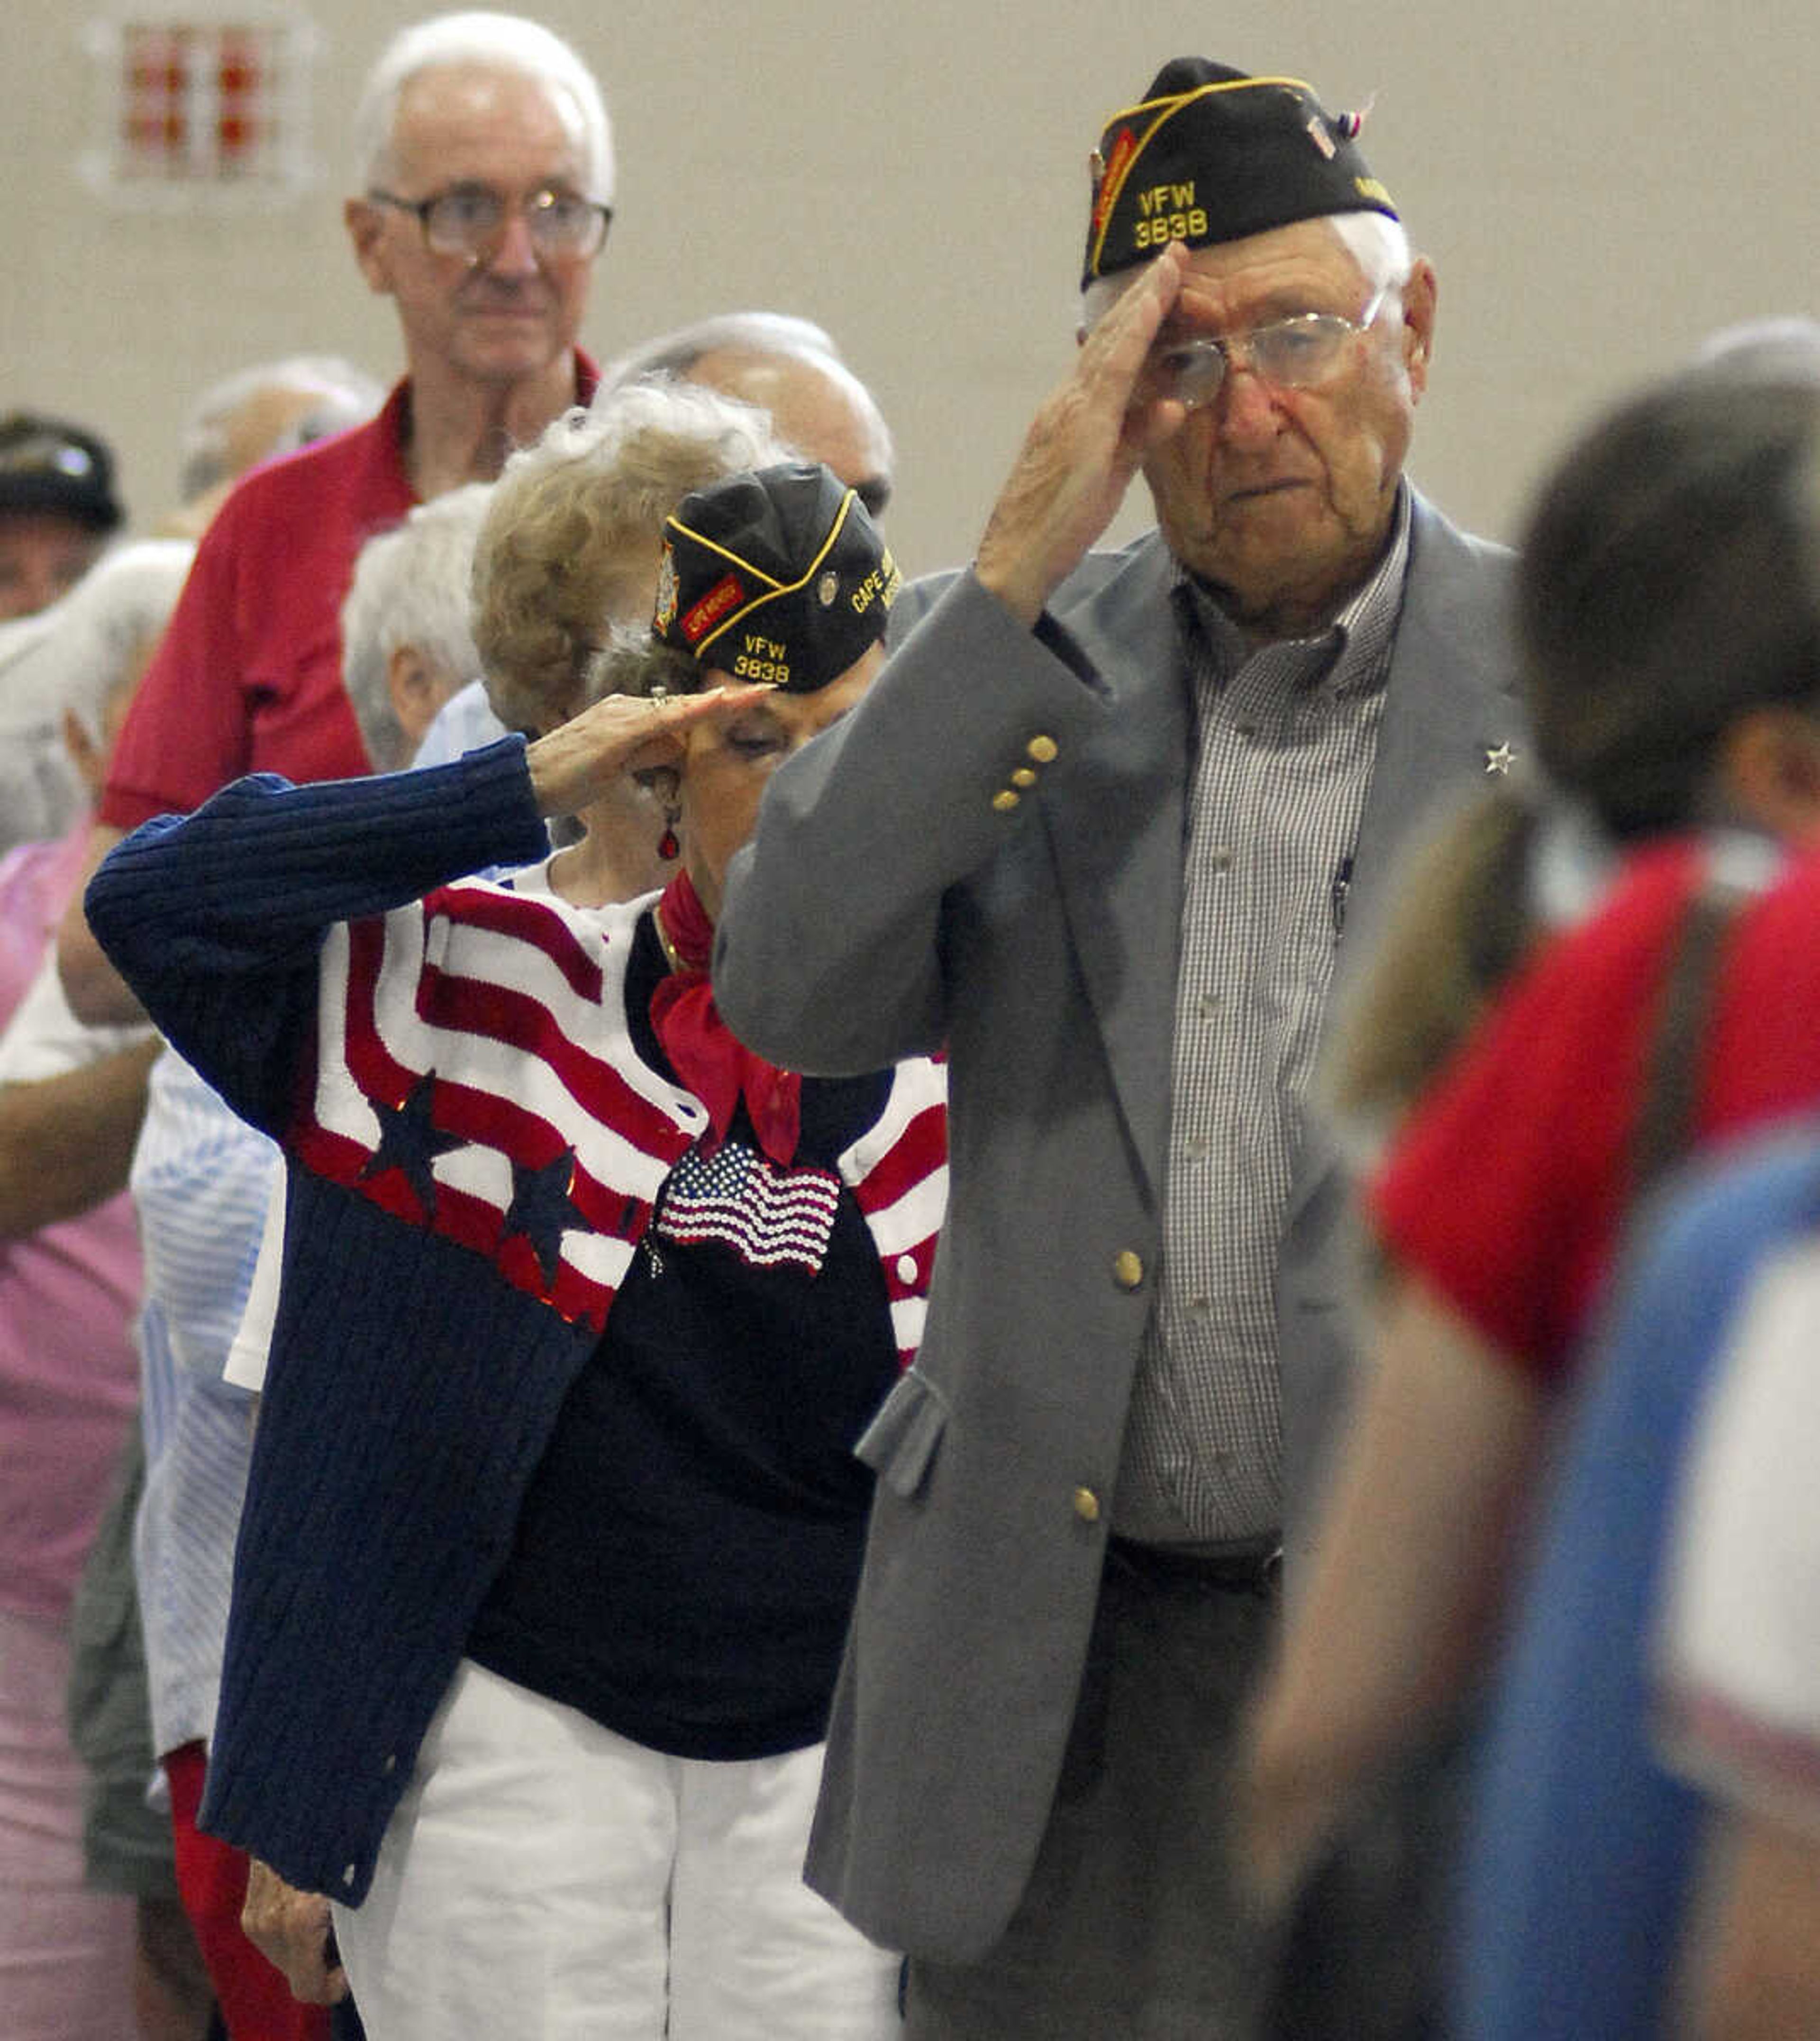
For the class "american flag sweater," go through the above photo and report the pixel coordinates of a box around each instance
[86,738,947,1905]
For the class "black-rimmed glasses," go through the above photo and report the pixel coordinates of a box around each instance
[367,183,611,262]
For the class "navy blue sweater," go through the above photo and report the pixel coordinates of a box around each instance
[86,742,946,1903]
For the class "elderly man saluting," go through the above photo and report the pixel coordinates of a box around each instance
[715,57,1521,2039]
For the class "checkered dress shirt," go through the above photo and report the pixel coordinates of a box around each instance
[1114,492,1410,1544]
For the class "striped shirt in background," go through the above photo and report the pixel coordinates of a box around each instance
[131,1043,280,1759]
[1115,490,1411,1546]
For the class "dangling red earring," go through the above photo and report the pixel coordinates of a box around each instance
[658,814,680,861]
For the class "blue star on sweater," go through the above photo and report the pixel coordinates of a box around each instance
[500,1149,585,1288]
[357,1071,465,1217]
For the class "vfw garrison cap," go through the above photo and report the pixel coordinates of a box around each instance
[653,461,900,694]
[1083,57,1398,288]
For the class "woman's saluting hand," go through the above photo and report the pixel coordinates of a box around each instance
[524,685,772,820]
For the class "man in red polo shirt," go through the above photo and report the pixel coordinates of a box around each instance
[60,9,612,1029]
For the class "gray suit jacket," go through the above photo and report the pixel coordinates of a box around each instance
[714,494,1519,1960]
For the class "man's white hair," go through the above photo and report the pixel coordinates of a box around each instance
[597,313,841,391]
[352,11,613,200]
[339,483,494,771]
[31,541,197,736]
[1080,210,1414,329]
[0,539,196,849]
[596,313,896,508]
[177,356,384,504]
[1689,317,1820,385]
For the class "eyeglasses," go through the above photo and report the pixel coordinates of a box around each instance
[1141,289,1388,410]
[367,183,612,262]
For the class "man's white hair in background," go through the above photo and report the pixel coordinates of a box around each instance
[597,312,895,516]
[0,543,197,852]
[340,483,494,772]
[176,357,385,507]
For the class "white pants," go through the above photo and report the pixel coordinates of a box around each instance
[333,1658,899,2039]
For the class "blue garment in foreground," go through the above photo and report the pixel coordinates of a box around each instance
[1454,1120,1820,2040]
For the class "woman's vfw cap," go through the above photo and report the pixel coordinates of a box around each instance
[1083,57,1398,288]
[654,461,899,694]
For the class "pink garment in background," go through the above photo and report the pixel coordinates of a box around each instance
[0,827,144,1619]
[0,824,144,2035]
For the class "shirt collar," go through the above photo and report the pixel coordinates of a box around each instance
[1171,482,1412,696]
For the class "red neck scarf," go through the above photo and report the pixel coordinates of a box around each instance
[648,870,803,1166]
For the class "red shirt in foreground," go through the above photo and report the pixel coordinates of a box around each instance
[1372,834,1820,1379]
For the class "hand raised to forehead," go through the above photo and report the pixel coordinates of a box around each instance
[525,685,771,818]
[975,240,1191,628]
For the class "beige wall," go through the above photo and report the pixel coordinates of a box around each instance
[4,0,1816,582]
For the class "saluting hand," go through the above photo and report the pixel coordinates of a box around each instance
[525,685,771,819]
[975,239,1191,627]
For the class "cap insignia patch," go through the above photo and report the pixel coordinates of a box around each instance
[681,572,744,645]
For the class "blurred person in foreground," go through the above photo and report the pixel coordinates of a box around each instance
[1235,320,1820,2038]
[1422,354,1820,2041]
[59,7,615,1025]
[1433,1116,1820,2041]
[711,54,1518,2037]
[1243,362,1820,2037]
[1652,1130,1820,2040]
[85,459,943,2039]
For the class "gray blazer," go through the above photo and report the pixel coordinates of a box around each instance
[714,494,1520,1961]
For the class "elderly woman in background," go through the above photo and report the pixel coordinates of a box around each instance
[0,542,195,1008]
[88,444,941,2041]
[0,540,198,860]
[0,356,380,856]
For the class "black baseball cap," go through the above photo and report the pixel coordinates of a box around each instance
[0,412,125,531]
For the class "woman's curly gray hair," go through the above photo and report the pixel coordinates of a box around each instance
[584,620,701,704]
[471,378,786,733]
